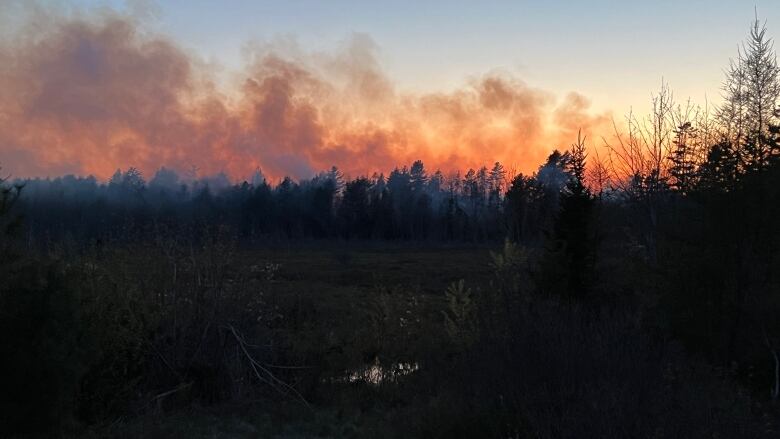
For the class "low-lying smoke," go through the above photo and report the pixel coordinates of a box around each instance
[0,5,612,181]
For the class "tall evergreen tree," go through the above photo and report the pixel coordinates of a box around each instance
[717,17,780,173]
[548,133,595,298]
[670,122,699,194]
[409,160,428,193]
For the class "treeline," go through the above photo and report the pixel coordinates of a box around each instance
[15,107,775,248]
[16,160,512,243]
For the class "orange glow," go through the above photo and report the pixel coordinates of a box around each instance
[0,12,614,181]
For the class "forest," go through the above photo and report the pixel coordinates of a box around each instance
[2,15,780,439]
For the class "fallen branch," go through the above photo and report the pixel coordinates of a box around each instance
[153,381,193,412]
[226,324,311,408]
[154,381,193,401]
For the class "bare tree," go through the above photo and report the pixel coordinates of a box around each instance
[602,82,676,263]
[586,144,611,199]
[604,82,675,192]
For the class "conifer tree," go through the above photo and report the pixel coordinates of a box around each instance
[670,122,698,193]
[717,17,780,173]
[553,132,594,297]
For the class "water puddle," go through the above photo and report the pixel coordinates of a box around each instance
[343,361,419,385]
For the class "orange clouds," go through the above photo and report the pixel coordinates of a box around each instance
[0,9,613,181]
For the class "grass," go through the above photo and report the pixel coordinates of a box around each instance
[77,244,499,438]
[238,244,498,294]
[67,242,773,438]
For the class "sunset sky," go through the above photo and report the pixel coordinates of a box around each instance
[1,0,779,181]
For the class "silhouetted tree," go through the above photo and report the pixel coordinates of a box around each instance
[505,173,542,244]
[338,177,372,239]
[410,160,428,194]
[718,17,780,173]
[670,121,699,194]
[541,133,595,298]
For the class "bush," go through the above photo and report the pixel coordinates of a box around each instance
[0,257,89,437]
[406,243,766,438]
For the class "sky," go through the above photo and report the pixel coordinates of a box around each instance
[0,0,778,180]
[67,0,780,113]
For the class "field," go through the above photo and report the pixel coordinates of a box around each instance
[241,244,498,294]
[64,241,768,439]
[76,244,503,438]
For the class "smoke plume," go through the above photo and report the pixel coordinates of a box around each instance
[0,5,612,181]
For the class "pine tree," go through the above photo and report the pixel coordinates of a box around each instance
[670,122,698,193]
[698,140,740,191]
[505,173,542,244]
[325,166,344,195]
[743,19,780,143]
[251,168,266,187]
[409,160,428,193]
[488,162,506,202]
[428,169,444,193]
[553,132,594,297]
[717,17,780,173]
